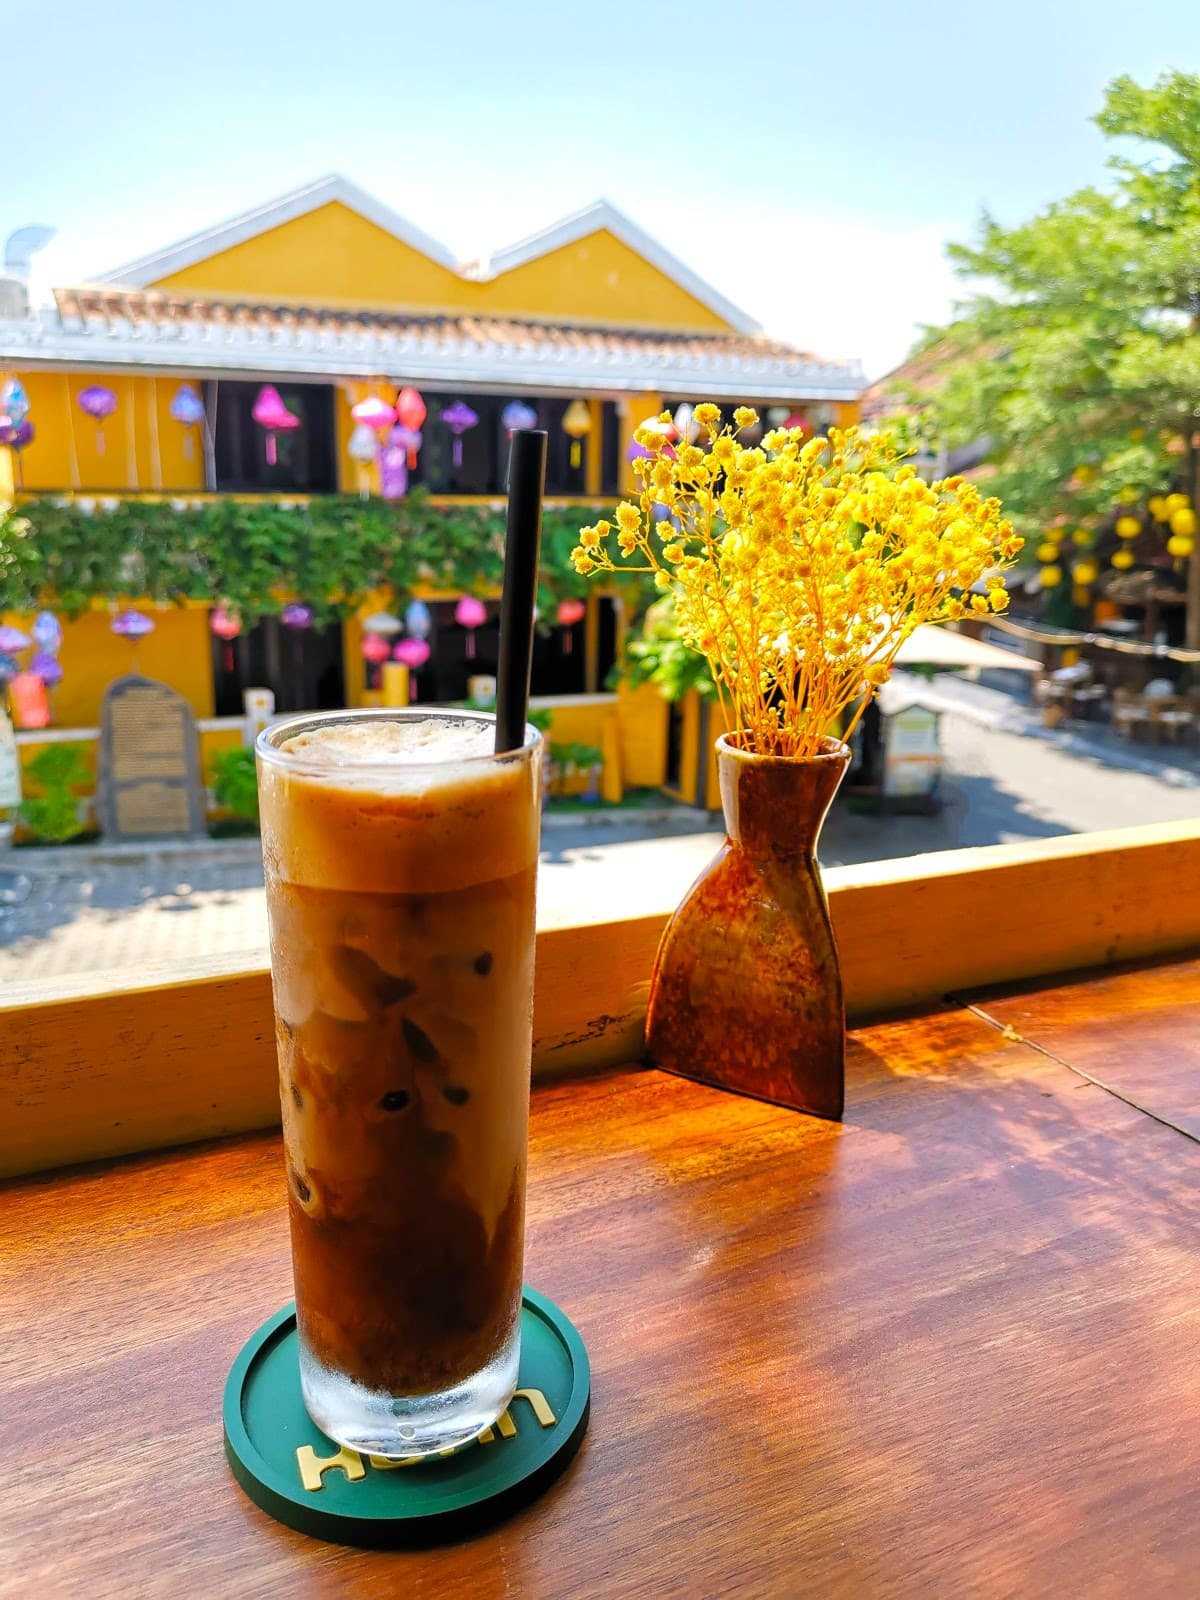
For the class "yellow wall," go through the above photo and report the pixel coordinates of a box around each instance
[12,371,206,493]
[616,681,668,788]
[3,604,215,728]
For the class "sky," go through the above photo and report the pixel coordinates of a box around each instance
[9,1,1200,379]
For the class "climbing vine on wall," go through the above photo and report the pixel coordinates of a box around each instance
[0,493,654,624]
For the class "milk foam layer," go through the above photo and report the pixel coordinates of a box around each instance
[280,715,496,769]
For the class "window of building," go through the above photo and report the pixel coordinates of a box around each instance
[213,381,338,493]
[212,615,345,715]
[405,395,621,498]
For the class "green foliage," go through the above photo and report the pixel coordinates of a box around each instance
[19,742,89,844]
[884,71,1200,543]
[209,746,260,825]
[609,594,716,702]
[549,740,603,774]
[0,492,651,623]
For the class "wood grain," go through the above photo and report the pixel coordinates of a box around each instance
[7,821,1200,1178]
[967,953,1200,1139]
[3,999,1200,1597]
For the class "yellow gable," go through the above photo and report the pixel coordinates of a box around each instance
[476,228,734,333]
[146,201,467,312]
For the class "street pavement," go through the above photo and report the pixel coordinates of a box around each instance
[2,685,1198,985]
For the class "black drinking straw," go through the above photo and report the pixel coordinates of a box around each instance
[495,429,548,754]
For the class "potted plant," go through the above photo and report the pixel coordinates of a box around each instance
[572,407,1020,1116]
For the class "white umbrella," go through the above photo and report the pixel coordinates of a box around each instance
[894,624,1040,674]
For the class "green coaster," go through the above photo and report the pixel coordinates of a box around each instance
[223,1287,590,1547]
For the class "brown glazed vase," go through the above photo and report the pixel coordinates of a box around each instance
[645,733,851,1119]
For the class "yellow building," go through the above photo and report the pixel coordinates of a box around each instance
[0,176,864,810]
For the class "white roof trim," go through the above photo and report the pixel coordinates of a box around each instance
[0,308,864,400]
[483,200,762,337]
[100,175,461,286]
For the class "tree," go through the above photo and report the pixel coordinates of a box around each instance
[905,71,1200,642]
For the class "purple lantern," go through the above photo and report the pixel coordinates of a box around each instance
[501,400,538,437]
[11,420,33,449]
[0,421,15,446]
[382,425,421,499]
[0,625,30,652]
[441,401,479,468]
[79,385,118,454]
[33,612,62,654]
[170,384,206,459]
[112,609,155,639]
[31,651,63,688]
[281,603,313,630]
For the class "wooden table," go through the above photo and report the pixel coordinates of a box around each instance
[4,957,1200,1598]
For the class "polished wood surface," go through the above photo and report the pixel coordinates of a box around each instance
[8,820,1200,1179]
[968,952,1200,1139]
[5,971,1200,1597]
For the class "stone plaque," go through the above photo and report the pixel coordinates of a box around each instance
[98,674,205,839]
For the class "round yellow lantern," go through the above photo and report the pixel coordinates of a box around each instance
[1167,535,1195,559]
[1148,495,1168,521]
[1071,528,1093,546]
[1111,548,1135,571]
[1118,485,1137,504]
[1169,507,1197,537]
[1115,516,1141,539]
[1036,541,1060,562]
[561,399,593,468]
[1072,559,1099,586]
[1166,492,1190,513]
[1040,565,1064,589]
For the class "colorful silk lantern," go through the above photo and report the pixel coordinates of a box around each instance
[252,386,300,466]
[348,424,379,463]
[381,432,416,498]
[783,413,809,433]
[392,414,423,470]
[78,385,118,453]
[1115,516,1141,540]
[363,610,402,637]
[0,377,30,427]
[281,603,313,630]
[765,407,790,426]
[30,617,55,658]
[501,400,538,436]
[352,396,397,431]
[211,605,242,672]
[1171,507,1197,538]
[404,599,433,640]
[395,388,427,464]
[557,596,586,656]
[362,633,391,664]
[673,403,699,444]
[170,384,206,460]
[393,637,431,668]
[8,671,49,729]
[1111,549,1135,571]
[562,399,592,468]
[112,609,155,639]
[441,400,479,468]
[0,626,30,652]
[1040,565,1063,589]
[455,595,487,659]
[31,651,63,689]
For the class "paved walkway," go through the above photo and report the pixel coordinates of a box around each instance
[2,688,1197,985]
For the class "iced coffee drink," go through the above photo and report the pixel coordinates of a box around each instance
[256,708,541,1457]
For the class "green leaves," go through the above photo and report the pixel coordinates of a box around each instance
[895,71,1200,546]
[0,493,627,623]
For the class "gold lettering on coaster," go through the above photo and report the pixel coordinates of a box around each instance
[296,1444,366,1492]
[512,1388,557,1428]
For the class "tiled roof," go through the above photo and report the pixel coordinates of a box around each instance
[0,287,865,402]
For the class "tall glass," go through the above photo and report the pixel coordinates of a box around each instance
[256,708,542,1458]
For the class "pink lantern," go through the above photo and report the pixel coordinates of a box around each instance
[393,637,431,668]
[362,633,391,664]
[78,385,117,453]
[455,595,487,659]
[783,413,810,434]
[352,396,397,431]
[441,400,479,468]
[557,597,586,657]
[252,386,301,466]
[211,604,242,673]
